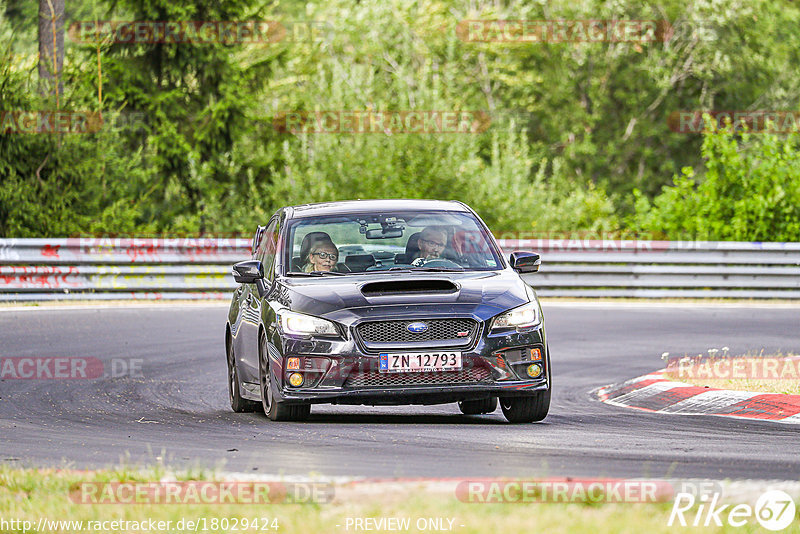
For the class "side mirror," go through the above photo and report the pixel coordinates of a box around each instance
[509,251,541,273]
[232,260,264,284]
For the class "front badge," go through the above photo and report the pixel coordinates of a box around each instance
[407,322,428,333]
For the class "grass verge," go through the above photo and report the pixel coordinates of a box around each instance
[2,467,799,533]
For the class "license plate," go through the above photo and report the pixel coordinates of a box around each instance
[379,352,462,373]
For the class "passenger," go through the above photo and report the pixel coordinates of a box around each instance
[304,240,340,272]
[411,226,448,266]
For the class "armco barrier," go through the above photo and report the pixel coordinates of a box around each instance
[0,238,799,300]
[0,238,247,301]
[501,239,800,298]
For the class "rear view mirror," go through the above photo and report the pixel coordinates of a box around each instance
[366,227,404,239]
[232,260,264,283]
[509,251,541,273]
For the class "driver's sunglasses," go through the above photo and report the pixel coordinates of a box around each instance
[312,251,339,260]
[420,239,446,249]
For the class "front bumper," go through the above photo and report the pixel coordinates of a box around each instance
[273,323,549,406]
[281,380,548,405]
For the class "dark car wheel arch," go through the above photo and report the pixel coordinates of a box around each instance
[258,327,310,422]
[226,327,260,413]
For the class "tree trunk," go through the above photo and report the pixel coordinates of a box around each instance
[38,0,65,101]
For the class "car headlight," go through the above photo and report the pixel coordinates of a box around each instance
[278,310,339,336]
[491,302,541,330]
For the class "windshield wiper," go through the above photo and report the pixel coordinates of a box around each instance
[409,267,464,272]
[385,266,465,273]
[285,271,347,277]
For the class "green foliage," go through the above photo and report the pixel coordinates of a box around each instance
[259,0,617,233]
[631,119,800,240]
[444,0,800,203]
[1,0,799,239]
[0,18,156,236]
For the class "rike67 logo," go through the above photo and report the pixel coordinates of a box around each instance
[669,490,796,531]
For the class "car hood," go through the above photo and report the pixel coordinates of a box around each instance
[274,270,533,325]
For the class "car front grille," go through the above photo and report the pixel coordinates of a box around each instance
[356,318,478,346]
[344,367,492,388]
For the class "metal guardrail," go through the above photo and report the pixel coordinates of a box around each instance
[1,238,799,300]
[500,239,800,298]
[0,238,245,301]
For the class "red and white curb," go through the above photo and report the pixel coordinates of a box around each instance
[597,371,800,424]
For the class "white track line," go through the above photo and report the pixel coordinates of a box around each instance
[602,381,691,407]
[599,373,800,424]
[541,300,800,309]
[0,302,229,312]
[660,390,760,414]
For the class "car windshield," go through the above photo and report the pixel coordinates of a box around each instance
[284,210,502,274]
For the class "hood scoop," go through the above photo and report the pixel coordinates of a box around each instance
[360,279,458,297]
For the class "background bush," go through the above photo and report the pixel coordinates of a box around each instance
[631,121,800,241]
[1,0,799,239]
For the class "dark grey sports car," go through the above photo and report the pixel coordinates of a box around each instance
[225,199,550,423]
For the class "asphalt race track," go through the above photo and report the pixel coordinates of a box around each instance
[1,302,798,480]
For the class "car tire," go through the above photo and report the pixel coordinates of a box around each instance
[500,349,552,423]
[228,336,259,413]
[259,332,311,422]
[500,390,550,423]
[458,397,497,415]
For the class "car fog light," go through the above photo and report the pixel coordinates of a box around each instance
[289,373,304,387]
[526,363,543,378]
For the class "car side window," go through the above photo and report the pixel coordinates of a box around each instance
[257,219,280,281]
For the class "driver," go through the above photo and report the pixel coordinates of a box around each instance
[411,226,448,266]
[304,240,340,272]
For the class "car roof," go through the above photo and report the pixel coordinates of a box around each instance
[286,199,470,219]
